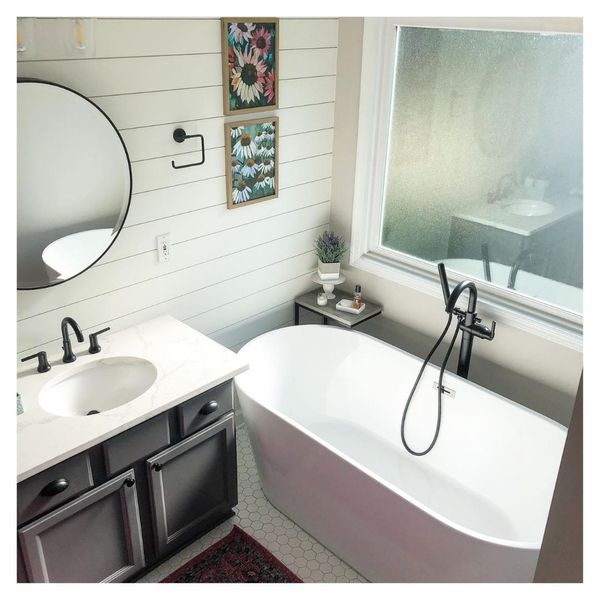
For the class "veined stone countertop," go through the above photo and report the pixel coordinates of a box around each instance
[452,195,582,237]
[17,315,248,483]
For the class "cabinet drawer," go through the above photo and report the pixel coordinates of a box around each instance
[17,453,93,526]
[103,412,171,477]
[178,380,233,438]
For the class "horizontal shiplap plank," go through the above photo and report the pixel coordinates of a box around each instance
[130,128,332,193]
[120,79,336,162]
[279,19,339,50]
[18,18,338,62]
[108,159,331,260]
[126,168,331,228]
[186,272,314,335]
[209,302,295,350]
[18,249,316,354]
[17,195,330,321]
[18,54,222,97]
[279,129,334,163]
[18,227,324,353]
[17,49,336,98]
[95,86,222,129]
[279,103,335,136]
[122,118,223,163]
[280,48,337,79]
[95,86,334,131]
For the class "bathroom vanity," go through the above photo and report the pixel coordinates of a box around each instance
[16,315,248,583]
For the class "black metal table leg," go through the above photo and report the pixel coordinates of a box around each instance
[323,316,329,325]
[294,303,300,325]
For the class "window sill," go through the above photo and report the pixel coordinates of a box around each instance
[350,250,583,352]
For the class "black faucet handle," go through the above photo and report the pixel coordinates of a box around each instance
[468,320,496,341]
[21,351,51,373]
[437,263,451,309]
[88,327,111,354]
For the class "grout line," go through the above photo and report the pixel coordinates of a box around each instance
[17,224,328,322]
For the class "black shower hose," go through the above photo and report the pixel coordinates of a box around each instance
[400,312,462,456]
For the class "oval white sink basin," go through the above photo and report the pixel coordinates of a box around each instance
[39,357,157,417]
[501,199,555,217]
[42,228,116,280]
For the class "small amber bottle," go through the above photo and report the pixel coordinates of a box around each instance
[352,285,362,309]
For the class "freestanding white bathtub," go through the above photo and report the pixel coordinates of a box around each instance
[235,325,567,583]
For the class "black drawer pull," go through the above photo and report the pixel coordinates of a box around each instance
[124,477,135,487]
[200,400,219,415]
[152,463,163,472]
[40,478,69,497]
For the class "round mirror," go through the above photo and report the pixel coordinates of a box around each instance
[17,79,132,289]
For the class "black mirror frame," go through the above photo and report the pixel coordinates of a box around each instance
[17,77,133,291]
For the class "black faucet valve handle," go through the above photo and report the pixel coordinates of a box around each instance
[21,351,51,373]
[88,327,111,354]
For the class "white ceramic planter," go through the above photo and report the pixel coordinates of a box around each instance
[317,259,341,280]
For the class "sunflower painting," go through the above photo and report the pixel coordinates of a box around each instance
[225,117,278,209]
[221,18,278,115]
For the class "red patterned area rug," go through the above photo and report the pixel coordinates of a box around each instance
[160,525,303,583]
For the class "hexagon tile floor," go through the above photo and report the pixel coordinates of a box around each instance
[138,423,367,583]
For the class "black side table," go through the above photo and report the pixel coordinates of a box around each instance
[294,288,383,328]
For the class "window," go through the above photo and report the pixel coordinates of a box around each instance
[352,19,582,340]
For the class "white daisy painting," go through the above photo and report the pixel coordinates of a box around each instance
[221,18,278,115]
[225,118,278,209]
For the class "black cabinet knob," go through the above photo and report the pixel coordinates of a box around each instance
[200,400,219,415]
[152,463,162,472]
[124,477,135,487]
[40,478,69,496]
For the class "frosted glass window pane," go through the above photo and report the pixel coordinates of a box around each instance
[381,27,582,314]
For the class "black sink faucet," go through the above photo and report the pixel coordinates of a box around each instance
[438,264,496,378]
[61,317,84,363]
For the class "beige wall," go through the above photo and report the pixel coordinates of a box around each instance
[330,18,582,425]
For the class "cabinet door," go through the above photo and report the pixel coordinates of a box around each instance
[18,470,145,583]
[147,413,237,556]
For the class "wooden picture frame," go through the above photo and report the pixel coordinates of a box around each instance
[225,117,279,209]
[221,18,279,115]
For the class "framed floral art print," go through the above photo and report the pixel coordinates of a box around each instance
[225,117,278,209]
[221,18,279,115]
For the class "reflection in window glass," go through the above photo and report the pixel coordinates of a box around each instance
[381,27,582,314]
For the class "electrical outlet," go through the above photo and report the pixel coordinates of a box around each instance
[157,234,170,263]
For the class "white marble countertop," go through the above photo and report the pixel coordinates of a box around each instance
[452,195,582,236]
[17,315,248,483]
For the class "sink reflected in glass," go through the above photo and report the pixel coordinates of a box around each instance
[39,357,157,417]
[500,199,555,217]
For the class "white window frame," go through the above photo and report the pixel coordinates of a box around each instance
[350,17,583,350]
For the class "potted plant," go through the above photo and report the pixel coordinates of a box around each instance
[314,230,347,280]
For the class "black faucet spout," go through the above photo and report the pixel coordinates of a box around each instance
[61,317,84,363]
[445,280,478,315]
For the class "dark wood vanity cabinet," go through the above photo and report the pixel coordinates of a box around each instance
[17,380,237,583]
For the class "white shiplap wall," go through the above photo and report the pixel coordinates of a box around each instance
[17,18,337,357]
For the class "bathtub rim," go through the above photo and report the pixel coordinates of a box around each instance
[235,324,567,551]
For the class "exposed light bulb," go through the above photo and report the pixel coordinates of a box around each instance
[74,18,86,50]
